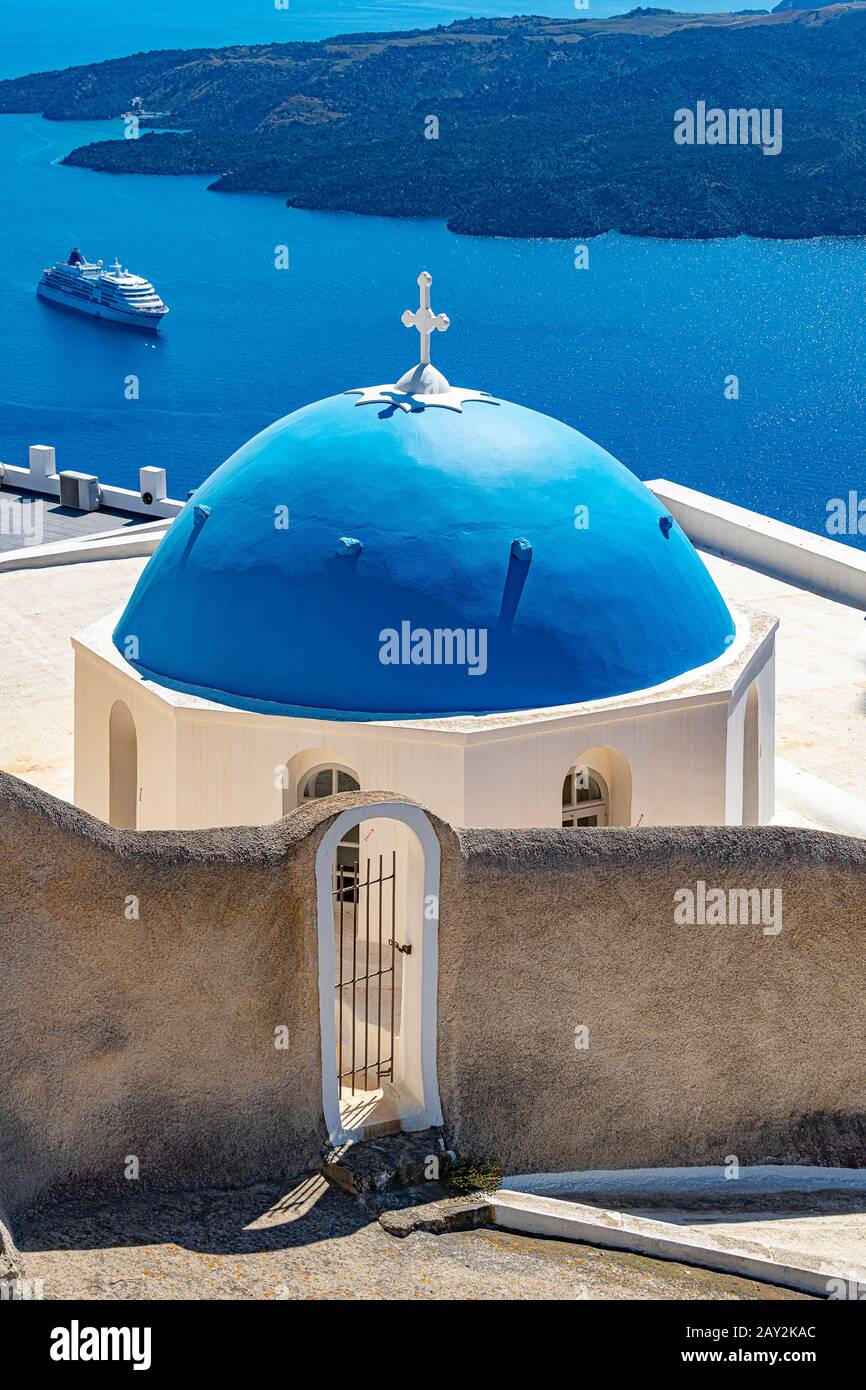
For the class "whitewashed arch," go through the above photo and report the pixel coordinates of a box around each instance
[742,682,760,826]
[281,747,360,816]
[109,699,137,829]
[563,745,633,827]
[315,802,442,1146]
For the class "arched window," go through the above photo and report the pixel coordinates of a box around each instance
[299,764,362,889]
[562,766,608,828]
[300,766,360,802]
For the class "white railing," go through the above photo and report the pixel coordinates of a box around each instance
[648,477,866,609]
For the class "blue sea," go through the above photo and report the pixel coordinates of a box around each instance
[0,3,864,549]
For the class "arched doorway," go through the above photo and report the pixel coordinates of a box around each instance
[315,803,442,1145]
[109,700,137,829]
[562,747,633,827]
[742,683,760,825]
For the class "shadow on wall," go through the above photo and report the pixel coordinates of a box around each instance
[1,769,865,1246]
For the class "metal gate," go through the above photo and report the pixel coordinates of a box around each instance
[334,851,406,1096]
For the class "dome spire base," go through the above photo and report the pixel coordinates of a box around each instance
[395,361,452,396]
[345,381,498,414]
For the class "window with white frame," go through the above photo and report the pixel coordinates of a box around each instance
[562,766,608,828]
[300,765,362,883]
[301,766,360,802]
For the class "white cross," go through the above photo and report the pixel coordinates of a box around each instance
[401,271,450,366]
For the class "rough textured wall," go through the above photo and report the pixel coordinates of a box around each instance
[437,825,866,1174]
[0,771,337,1226]
[3,770,865,1237]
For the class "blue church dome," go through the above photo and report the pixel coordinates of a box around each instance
[114,396,735,719]
[114,275,734,719]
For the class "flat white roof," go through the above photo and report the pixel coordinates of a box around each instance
[701,551,866,831]
[0,556,147,802]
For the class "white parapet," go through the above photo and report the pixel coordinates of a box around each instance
[29,444,57,484]
[648,477,866,609]
[1,445,184,519]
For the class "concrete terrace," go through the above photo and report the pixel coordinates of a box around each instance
[0,537,862,829]
[701,552,866,832]
[0,555,147,800]
[11,1177,812,1301]
[0,485,149,553]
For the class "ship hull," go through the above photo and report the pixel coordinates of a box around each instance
[37,283,168,331]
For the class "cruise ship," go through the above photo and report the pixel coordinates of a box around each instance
[37,249,169,329]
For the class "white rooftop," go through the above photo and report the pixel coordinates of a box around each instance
[701,552,866,832]
[0,531,863,834]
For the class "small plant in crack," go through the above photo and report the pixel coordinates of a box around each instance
[441,1152,503,1194]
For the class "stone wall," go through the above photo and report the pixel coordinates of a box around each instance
[0,772,332,1228]
[439,824,866,1173]
[2,771,865,1238]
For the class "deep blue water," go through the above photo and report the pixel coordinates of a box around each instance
[1,110,864,548]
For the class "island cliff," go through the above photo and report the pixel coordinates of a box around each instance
[2,8,866,239]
